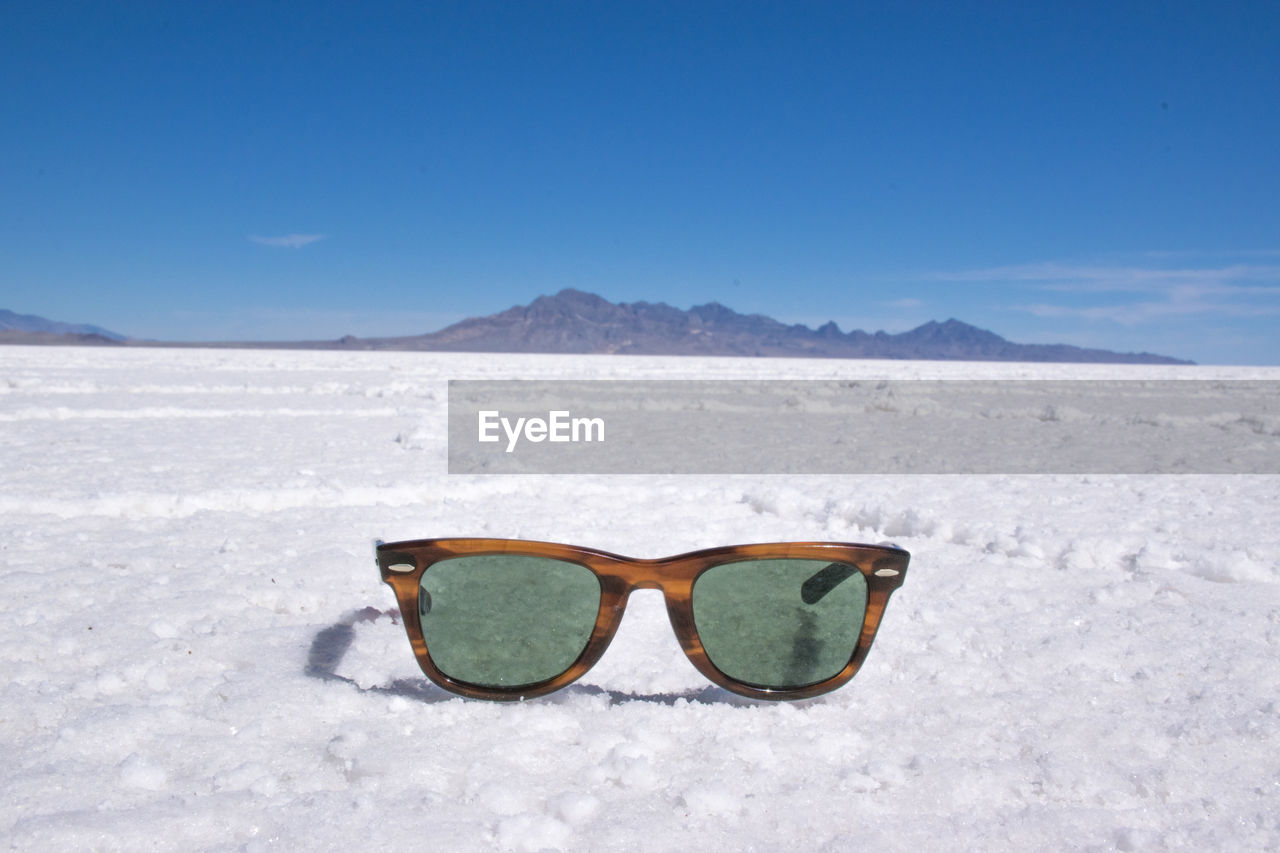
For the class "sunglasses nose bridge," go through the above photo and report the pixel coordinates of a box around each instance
[611,558,689,594]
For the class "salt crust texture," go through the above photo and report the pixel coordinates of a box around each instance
[1,346,1277,851]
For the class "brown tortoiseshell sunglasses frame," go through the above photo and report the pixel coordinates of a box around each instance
[376,538,909,702]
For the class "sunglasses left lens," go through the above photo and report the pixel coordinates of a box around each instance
[418,554,601,689]
[692,558,867,690]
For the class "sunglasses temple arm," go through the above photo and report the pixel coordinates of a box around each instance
[801,544,908,603]
[800,562,860,604]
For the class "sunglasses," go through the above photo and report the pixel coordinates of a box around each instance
[374,538,909,701]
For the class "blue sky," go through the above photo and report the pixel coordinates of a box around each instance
[2,2,1277,363]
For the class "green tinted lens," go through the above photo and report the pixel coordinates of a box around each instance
[692,559,868,689]
[419,554,601,688]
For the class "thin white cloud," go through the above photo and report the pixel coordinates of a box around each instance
[248,234,326,249]
[936,261,1280,292]
[933,258,1280,325]
[1137,248,1280,260]
[1018,298,1280,326]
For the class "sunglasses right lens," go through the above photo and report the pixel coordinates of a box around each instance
[419,554,601,689]
[692,558,868,690]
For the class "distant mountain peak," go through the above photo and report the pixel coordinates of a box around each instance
[0,309,127,342]
[533,288,605,307]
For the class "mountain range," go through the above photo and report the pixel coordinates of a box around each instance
[331,289,1192,364]
[0,292,1192,364]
